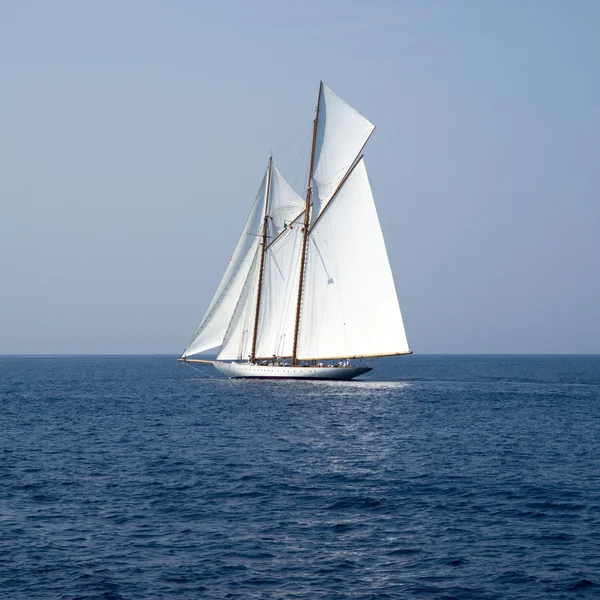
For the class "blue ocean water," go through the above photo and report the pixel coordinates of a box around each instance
[1,355,599,599]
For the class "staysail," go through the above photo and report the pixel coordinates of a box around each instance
[254,224,304,358]
[267,166,306,239]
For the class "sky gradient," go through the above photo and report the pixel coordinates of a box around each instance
[3,0,599,354]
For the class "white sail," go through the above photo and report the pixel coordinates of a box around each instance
[297,158,409,360]
[254,225,304,358]
[311,83,375,218]
[181,169,268,357]
[267,166,305,240]
[217,246,262,361]
[252,167,305,359]
[180,83,411,381]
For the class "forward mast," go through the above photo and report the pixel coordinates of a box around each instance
[249,155,272,363]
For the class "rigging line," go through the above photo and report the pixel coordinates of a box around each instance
[309,155,364,233]
[278,119,313,151]
[183,237,260,352]
[276,120,312,187]
[182,360,218,379]
[265,208,306,250]
[291,124,313,195]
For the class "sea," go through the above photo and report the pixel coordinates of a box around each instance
[1,354,599,599]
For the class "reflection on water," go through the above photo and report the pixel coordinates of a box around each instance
[212,377,413,398]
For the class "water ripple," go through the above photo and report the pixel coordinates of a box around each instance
[0,355,599,598]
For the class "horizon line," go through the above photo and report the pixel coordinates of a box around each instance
[1,353,599,358]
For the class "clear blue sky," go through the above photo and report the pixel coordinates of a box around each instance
[2,0,599,354]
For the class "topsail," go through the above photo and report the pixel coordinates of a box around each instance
[311,83,375,218]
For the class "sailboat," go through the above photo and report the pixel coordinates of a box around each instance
[179,83,411,380]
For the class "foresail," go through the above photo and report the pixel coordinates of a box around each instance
[181,169,268,357]
[311,83,375,219]
[298,159,409,360]
[217,245,262,361]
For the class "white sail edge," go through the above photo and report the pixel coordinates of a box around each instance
[216,243,262,361]
[297,158,410,360]
[181,168,269,358]
[311,83,375,219]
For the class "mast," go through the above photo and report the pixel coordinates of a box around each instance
[291,81,322,365]
[249,155,272,363]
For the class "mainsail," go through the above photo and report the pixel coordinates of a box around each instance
[181,82,410,366]
[298,158,409,359]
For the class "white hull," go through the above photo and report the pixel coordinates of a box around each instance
[212,361,371,380]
